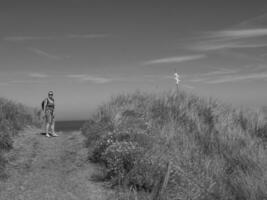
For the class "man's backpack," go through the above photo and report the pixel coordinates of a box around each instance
[41,98,47,111]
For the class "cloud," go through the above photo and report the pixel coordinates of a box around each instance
[4,36,52,42]
[207,73,267,83]
[66,74,112,84]
[29,48,62,60]
[191,71,237,81]
[10,80,44,84]
[0,80,44,85]
[200,69,239,76]
[29,73,48,78]
[3,34,108,42]
[207,73,267,84]
[206,73,267,84]
[191,41,267,51]
[66,74,87,79]
[209,28,267,39]
[188,68,239,82]
[82,76,112,84]
[66,34,108,39]
[0,82,9,86]
[144,54,206,65]
[189,27,267,51]
[4,36,54,41]
[235,13,267,28]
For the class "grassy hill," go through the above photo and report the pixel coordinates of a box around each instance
[262,106,267,120]
[0,97,41,178]
[82,90,267,200]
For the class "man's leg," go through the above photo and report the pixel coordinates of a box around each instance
[45,110,51,137]
[50,115,58,137]
[45,122,50,137]
[42,112,46,133]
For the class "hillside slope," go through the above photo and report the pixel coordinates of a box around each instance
[82,90,267,200]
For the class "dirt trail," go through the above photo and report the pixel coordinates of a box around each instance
[0,127,113,200]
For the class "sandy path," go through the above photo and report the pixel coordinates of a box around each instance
[0,127,113,200]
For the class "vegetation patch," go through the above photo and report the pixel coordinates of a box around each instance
[0,98,40,179]
[82,91,267,200]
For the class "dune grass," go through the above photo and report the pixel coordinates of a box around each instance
[0,97,41,178]
[82,90,267,200]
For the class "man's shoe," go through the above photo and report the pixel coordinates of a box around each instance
[50,132,58,137]
[45,133,50,137]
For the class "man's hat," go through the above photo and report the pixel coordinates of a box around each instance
[48,91,53,95]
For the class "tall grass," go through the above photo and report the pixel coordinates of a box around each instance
[0,97,41,178]
[82,90,267,200]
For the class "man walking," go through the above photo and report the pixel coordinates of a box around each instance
[43,91,58,137]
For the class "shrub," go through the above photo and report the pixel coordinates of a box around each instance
[101,141,144,182]
[83,90,267,199]
[125,157,166,192]
[82,117,114,148]
[0,129,13,151]
[90,132,116,162]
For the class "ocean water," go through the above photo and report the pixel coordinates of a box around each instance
[55,120,86,132]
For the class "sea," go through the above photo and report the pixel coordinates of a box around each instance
[55,120,87,132]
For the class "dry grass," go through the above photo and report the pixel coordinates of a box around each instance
[0,97,41,179]
[82,90,267,200]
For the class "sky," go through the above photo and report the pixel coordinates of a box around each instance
[1,0,267,120]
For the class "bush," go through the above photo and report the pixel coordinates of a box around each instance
[83,90,267,199]
[90,132,116,162]
[101,141,144,182]
[125,157,166,192]
[0,130,13,151]
[82,117,114,148]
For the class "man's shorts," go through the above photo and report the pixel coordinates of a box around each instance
[45,109,54,124]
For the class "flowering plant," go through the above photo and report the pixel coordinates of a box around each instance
[90,132,116,162]
[101,141,144,179]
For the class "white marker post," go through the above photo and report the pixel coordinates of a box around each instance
[174,72,180,92]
